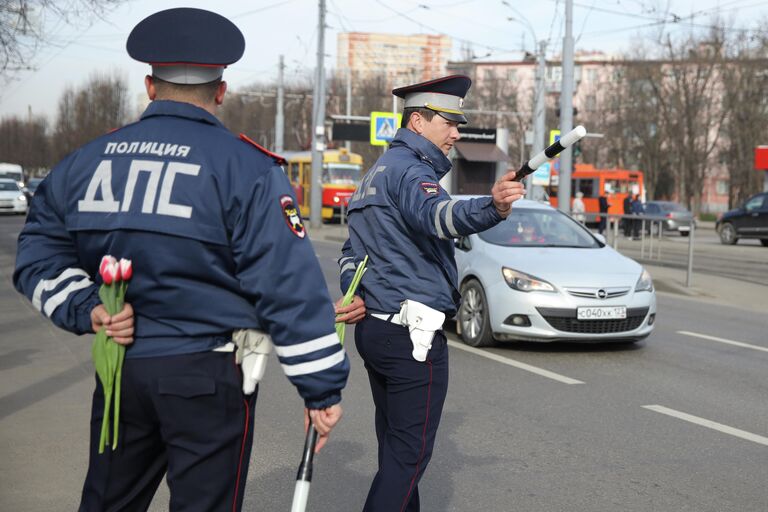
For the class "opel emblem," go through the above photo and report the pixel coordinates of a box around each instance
[597,289,607,299]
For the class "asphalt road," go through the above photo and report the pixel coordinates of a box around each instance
[1,215,766,511]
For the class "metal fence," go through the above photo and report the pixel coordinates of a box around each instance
[581,212,697,287]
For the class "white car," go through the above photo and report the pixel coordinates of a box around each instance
[454,198,656,346]
[0,178,28,214]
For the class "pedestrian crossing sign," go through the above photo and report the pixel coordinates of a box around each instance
[370,111,402,146]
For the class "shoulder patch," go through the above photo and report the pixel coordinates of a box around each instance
[280,195,306,239]
[420,181,440,195]
[239,133,287,165]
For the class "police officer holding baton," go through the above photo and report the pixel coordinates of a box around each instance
[14,8,348,511]
[335,75,525,511]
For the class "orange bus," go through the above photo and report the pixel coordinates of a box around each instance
[283,148,364,221]
[549,164,644,219]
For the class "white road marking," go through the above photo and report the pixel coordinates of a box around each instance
[677,330,768,354]
[447,340,584,385]
[643,405,768,447]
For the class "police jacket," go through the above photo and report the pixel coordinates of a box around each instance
[338,128,503,316]
[14,100,348,409]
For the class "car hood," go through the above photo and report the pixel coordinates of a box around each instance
[480,244,643,288]
[0,190,22,199]
[720,207,742,220]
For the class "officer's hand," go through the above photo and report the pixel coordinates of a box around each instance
[491,170,526,218]
[91,303,135,345]
[305,405,343,453]
[335,295,366,324]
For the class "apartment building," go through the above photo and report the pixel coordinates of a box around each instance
[337,32,451,89]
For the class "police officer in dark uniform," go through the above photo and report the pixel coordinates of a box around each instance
[336,75,525,511]
[14,8,349,511]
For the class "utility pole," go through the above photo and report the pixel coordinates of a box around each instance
[529,40,547,201]
[275,55,285,153]
[557,0,574,214]
[310,0,326,229]
[345,67,352,151]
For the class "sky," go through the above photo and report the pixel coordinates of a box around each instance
[0,0,765,120]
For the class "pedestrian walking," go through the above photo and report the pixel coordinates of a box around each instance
[335,75,525,512]
[572,191,586,223]
[13,8,348,511]
[623,194,633,237]
[598,190,611,235]
[632,193,645,239]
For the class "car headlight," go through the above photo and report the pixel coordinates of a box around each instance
[17,194,27,202]
[502,267,555,292]
[635,268,653,292]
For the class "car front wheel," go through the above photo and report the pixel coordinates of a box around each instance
[761,239,768,247]
[458,279,495,347]
[719,223,738,245]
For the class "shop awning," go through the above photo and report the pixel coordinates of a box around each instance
[453,141,511,163]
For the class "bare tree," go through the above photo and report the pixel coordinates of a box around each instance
[643,30,728,213]
[720,32,768,207]
[0,114,49,172]
[53,71,129,160]
[0,1,125,77]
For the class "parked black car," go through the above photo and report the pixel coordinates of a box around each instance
[716,192,768,246]
[643,201,695,236]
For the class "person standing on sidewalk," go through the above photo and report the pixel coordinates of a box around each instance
[13,8,348,511]
[335,75,525,512]
[632,193,645,239]
[598,189,611,235]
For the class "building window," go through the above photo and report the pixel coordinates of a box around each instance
[585,94,596,111]
[508,69,517,81]
[587,68,598,83]
[716,180,728,195]
[484,69,494,80]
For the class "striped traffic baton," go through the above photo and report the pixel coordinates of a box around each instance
[290,421,318,512]
[513,125,587,181]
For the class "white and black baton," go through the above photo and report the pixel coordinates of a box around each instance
[290,423,319,512]
[513,125,587,181]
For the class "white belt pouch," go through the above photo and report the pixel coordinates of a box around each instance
[399,299,445,362]
[232,329,273,395]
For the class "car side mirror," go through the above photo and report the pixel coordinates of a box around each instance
[455,236,471,251]
[593,233,606,244]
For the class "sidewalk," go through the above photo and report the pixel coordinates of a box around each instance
[306,222,766,315]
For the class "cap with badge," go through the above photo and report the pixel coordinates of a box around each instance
[127,8,245,85]
[392,75,472,124]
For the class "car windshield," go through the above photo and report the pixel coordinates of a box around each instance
[322,163,361,185]
[0,181,20,191]
[478,208,601,248]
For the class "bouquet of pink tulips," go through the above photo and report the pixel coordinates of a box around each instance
[92,255,132,453]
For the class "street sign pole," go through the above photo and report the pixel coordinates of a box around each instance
[309,0,326,229]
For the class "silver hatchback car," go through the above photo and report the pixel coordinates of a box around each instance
[454,198,657,346]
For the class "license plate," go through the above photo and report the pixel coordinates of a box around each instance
[577,306,627,320]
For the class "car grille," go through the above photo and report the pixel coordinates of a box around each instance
[536,307,649,334]
[565,287,630,299]
[0,200,13,207]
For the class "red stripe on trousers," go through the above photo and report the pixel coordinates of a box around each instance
[399,361,433,512]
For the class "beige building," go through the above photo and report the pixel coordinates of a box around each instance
[337,32,451,88]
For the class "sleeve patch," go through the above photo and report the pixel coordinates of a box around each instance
[280,195,306,238]
[420,181,440,195]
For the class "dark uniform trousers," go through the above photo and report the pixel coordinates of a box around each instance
[79,350,257,512]
[355,315,449,512]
